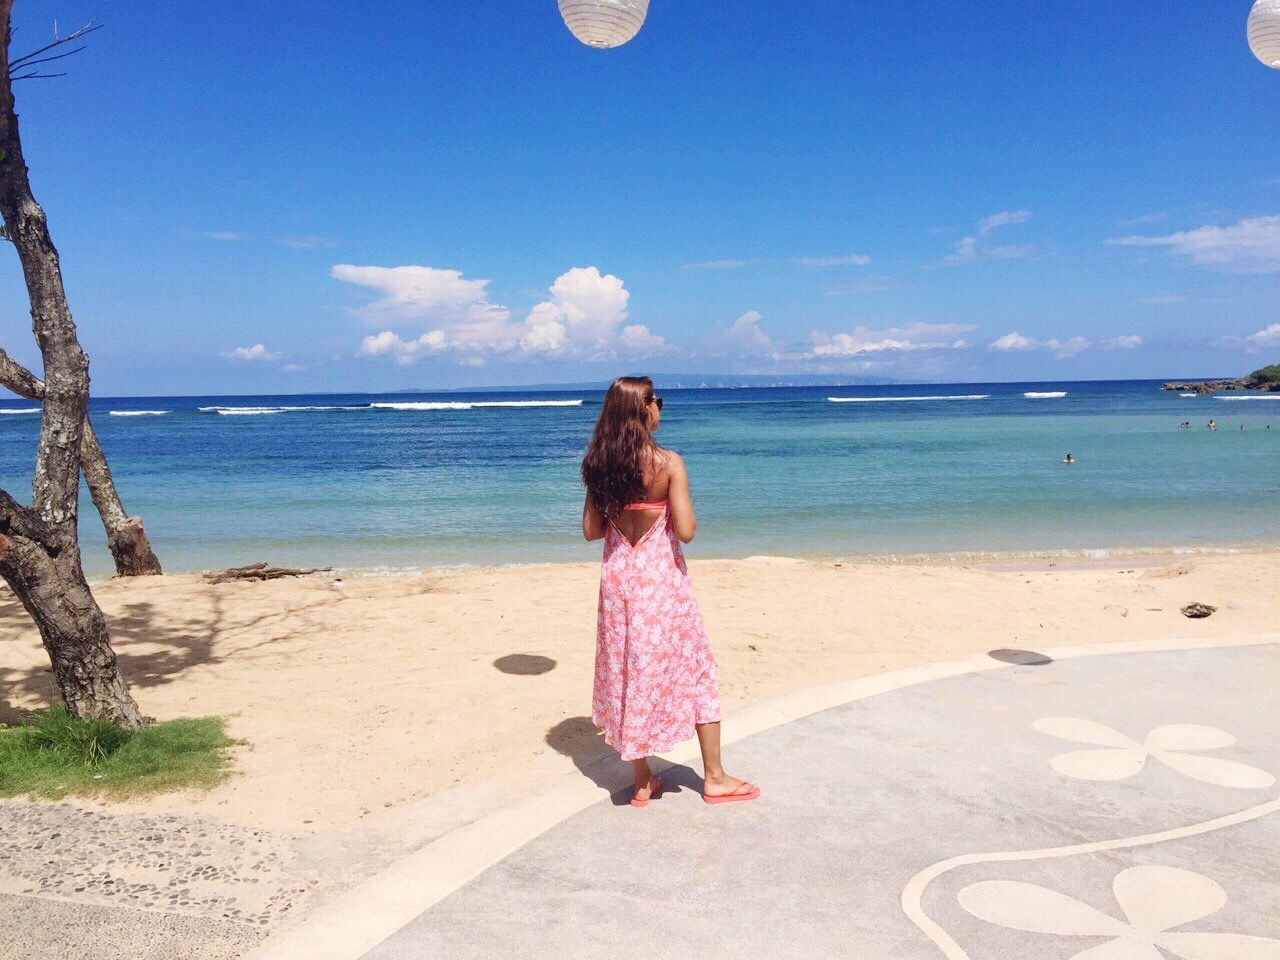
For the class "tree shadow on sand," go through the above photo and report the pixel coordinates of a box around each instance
[0,580,353,725]
[545,716,704,806]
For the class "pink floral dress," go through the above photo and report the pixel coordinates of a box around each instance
[592,503,721,761]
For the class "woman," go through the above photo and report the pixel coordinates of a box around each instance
[582,376,760,808]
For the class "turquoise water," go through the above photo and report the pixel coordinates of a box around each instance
[1,381,1278,577]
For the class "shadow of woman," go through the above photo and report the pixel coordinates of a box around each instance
[545,716,704,806]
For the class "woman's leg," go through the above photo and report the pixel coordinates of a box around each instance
[630,756,659,800]
[695,721,752,797]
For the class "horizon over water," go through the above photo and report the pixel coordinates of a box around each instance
[2,378,1278,578]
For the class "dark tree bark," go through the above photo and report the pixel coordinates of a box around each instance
[0,347,162,576]
[0,3,141,726]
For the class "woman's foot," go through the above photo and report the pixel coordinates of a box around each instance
[702,771,759,801]
[630,775,662,807]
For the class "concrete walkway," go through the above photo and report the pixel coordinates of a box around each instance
[264,637,1280,960]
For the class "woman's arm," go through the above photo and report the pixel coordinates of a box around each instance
[666,452,697,543]
[583,491,607,541]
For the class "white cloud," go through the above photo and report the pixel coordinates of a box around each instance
[357,330,447,365]
[942,211,1034,266]
[617,324,667,356]
[280,363,306,373]
[989,331,1037,351]
[809,322,974,358]
[1107,216,1280,274]
[977,210,1032,236]
[204,231,246,241]
[1221,323,1280,353]
[988,331,1100,359]
[1102,335,1143,350]
[702,310,780,359]
[796,253,872,268]
[518,266,631,358]
[341,264,644,362]
[1138,294,1189,304]
[223,343,280,362]
[680,258,750,270]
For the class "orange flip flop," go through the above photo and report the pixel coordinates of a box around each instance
[630,777,664,808]
[703,781,761,805]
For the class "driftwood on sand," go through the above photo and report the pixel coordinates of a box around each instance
[203,562,334,584]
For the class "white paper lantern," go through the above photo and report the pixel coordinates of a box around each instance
[557,0,650,49]
[1248,0,1280,68]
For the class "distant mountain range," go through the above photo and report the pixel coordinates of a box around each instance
[411,373,910,393]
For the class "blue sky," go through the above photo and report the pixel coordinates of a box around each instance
[0,0,1277,395]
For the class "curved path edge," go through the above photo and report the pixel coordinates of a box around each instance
[245,630,1280,960]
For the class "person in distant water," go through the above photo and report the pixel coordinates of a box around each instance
[582,376,760,808]
[1208,419,1217,431]
[1063,453,1076,465]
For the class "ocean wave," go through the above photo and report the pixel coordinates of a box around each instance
[1179,393,1198,397]
[0,407,40,415]
[1024,391,1067,398]
[827,394,990,403]
[109,409,169,416]
[1214,395,1280,400]
[198,404,364,415]
[370,399,584,411]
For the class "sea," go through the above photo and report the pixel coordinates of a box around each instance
[1,380,1278,579]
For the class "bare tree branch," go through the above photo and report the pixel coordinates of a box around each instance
[8,20,99,70]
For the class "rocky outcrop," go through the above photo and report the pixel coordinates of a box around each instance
[1162,364,1280,393]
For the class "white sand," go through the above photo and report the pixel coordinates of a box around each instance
[2,551,1276,831]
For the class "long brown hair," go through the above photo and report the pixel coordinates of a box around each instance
[582,376,659,517]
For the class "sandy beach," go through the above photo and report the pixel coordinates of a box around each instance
[3,550,1277,833]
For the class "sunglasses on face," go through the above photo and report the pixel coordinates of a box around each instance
[645,395,664,412]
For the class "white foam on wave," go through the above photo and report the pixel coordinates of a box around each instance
[370,399,584,411]
[0,407,39,415]
[109,409,169,416]
[827,394,990,403]
[1179,393,1198,397]
[198,404,362,415]
[1024,391,1067,398]
[1214,395,1280,400]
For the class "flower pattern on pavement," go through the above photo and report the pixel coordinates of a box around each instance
[958,865,1280,960]
[1033,718,1275,789]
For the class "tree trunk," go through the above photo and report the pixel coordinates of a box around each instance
[0,347,162,576]
[0,2,141,726]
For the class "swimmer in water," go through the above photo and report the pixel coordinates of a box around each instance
[1063,453,1076,464]
[1208,419,1217,432]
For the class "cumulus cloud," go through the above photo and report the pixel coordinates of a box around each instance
[942,210,1034,266]
[808,322,973,358]
[1221,323,1280,353]
[357,330,447,365]
[223,343,280,362]
[518,266,631,358]
[339,263,644,363]
[617,324,667,356]
[702,310,780,359]
[680,258,750,270]
[1107,216,1280,274]
[796,253,872,268]
[988,331,1105,359]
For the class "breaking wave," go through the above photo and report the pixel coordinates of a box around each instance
[109,410,169,416]
[1024,391,1067,398]
[827,395,990,403]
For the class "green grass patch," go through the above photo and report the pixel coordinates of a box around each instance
[0,706,235,800]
